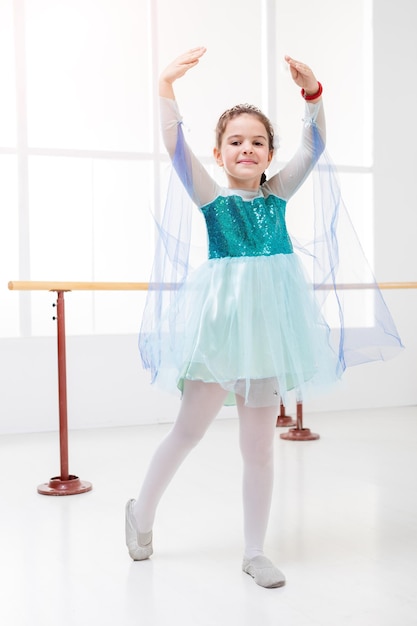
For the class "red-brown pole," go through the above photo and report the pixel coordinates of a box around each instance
[296,401,303,431]
[56,291,69,481]
[276,401,296,427]
[280,401,320,441]
[37,290,92,495]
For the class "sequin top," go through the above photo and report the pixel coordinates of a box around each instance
[160,96,325,260]
[202,194,292,259]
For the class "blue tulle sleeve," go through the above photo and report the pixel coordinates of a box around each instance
[139,122,194,384]
[304,123,404,372]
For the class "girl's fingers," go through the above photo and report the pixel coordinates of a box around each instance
[189,46,206,55]
[181,47,206,62]
[160,47,206,83]
[285,56,312,76]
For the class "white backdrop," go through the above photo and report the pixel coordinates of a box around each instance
[1,0,416,433]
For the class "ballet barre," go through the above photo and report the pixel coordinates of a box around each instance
[8,280,417,292]
[7,280,176,495]
[8,280,416,493]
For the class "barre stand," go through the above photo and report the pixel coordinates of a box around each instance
[276,401,296,427]
[8,279,415,490]
[37,290,92,496]
[280,401,320,441]
[8,280,152,496]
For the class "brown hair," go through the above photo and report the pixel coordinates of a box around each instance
[215,103,275,152]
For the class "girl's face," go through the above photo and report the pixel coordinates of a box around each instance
[213,113,273,190]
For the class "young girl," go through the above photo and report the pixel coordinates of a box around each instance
[125,47,396,588]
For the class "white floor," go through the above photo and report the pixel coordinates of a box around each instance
[1,405,417,626]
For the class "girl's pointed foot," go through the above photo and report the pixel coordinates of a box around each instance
[125,499,153,561]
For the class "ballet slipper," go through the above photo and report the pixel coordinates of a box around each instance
[242,555,286,588]
[125,499,153,561]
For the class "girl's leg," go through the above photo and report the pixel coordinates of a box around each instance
[236,397,278,560]
[133,380,228,533]
[237,398,285,587]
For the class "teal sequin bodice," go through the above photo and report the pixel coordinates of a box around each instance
[201,194,293,259]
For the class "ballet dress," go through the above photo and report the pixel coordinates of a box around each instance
[139,97,345,408]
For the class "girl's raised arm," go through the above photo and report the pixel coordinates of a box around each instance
[265,57,325,200]
[159,47,219,207]
[159,47,207,99]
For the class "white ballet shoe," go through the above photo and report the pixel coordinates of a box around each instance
[125,499,153,561]
[242,555,286,588]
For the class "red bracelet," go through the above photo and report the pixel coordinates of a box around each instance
[301,81,323,101]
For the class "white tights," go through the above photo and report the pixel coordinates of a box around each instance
[133,380,277,560]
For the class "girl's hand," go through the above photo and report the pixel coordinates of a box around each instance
[284,56,320,96]
[159,47,206,97]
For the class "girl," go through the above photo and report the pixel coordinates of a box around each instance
[126,47,341,588]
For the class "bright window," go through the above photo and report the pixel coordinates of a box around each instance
[0,0,373,337]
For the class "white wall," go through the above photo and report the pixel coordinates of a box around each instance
[1,0,416,434]
[1,334,184,433]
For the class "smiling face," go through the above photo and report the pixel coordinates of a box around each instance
[213,108,274,190]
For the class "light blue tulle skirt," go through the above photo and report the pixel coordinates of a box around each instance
[146,251,341,407]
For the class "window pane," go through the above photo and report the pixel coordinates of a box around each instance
[5,0,375,339]
[274,0,372,167]
[92,290,147,335]
[286,170,374,328]
[325,171,375,329]
[157,0,263,155]
[0,0,17,147]
[25,0,151,151]
[286,171,373,270]
[29,156,154,335]
[0,156,19,337]
[337,171,374,264]
[92,159,154,282]
[29,156,94,280]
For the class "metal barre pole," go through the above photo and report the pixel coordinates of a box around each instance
[37,290,92,496]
